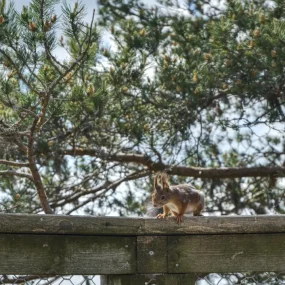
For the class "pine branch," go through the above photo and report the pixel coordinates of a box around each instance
[65,188,109,215]
[50,169,150,209]
[0,97,38,119]
[36,92,50,131]
[0,170,33,181]
[0,160,29,167]
[0,48,42,96]
[48,9,96,93]
[28,117,53,214]
[63,148,285,178]
[34,9,96,131]
[64,172,146,213]
[40,0,63,74]
[0,121,28,154]
[1,17,47,91]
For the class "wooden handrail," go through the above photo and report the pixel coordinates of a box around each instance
[0,213,284,235]
[1,214,285,275]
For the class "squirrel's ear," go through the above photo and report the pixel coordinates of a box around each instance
[154,173,160,190]
[161,172,170,191]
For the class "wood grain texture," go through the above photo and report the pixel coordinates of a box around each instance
[168,234,285,273]
[101,274,196,285]
[137,236,167,273]
[0,234,136,275]
[1,213,285,235]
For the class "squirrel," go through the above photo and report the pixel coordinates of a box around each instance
[152,172,205,224]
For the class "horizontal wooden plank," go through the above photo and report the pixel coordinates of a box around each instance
[137,236,167,273]
[101,274,197,285]
[1,231,285,274]
[0,213,285,235]
[168,233,285,273]
[0,234,136,275]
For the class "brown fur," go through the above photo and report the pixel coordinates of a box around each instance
[152,173,204,224]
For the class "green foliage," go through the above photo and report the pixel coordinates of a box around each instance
[0,0,284,216]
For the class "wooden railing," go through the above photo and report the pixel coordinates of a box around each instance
[0,214,284,284]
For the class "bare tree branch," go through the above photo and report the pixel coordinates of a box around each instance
[0,170,33,181]
[0,160,29,167]
[63,148,285,178]
[65,188,109,215]
[50,169,150,209]
[36,92,50,131]
[28,117,53,214]
[65,170,150,214]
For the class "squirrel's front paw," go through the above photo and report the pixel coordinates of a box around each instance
[176,215,183,224]
[156,213,166,219]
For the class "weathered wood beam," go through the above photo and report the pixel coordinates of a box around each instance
[0,213,285,235]
[168,234,285,273]
[137,236,167,273]
[1,232,285,274]
[101,274,197,285]
[0,234,136,275]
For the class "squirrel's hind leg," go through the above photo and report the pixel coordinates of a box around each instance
[173,207,187,224]
[193,202,204,216]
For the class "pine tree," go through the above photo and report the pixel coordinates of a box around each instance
[0,0,284,215]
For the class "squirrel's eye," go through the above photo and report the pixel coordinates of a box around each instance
[161,195,165,200]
